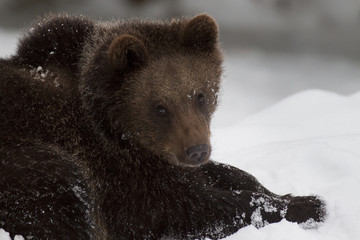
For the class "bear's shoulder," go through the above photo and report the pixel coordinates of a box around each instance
[13,14,95,71]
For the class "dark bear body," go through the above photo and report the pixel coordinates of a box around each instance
[0,14,326,239]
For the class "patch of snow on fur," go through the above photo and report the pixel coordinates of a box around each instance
[251,207,269,228]
[14,235,25,240]
[30,66,48,81]
[250,196,278,213]
[0,229,11,240]
[299,218,322,230]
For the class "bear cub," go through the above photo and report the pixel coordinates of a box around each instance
[0,14,326,239]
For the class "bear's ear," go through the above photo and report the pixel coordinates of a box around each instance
[181,14,219,51]
[108,35,148,72]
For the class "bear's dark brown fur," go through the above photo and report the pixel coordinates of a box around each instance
[0,14,326,239]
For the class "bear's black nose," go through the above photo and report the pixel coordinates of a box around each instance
[186,144,210,162]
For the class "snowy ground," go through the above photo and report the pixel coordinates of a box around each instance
[212,90,360,239]
[1,29,360,240]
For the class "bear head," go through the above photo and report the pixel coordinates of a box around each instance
[80,14,222,166]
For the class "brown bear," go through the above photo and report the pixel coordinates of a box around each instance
[0,14,326,239]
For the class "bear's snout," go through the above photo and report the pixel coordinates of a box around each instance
[186,144,210,164]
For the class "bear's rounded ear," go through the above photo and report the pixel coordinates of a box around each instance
[181,14,219,51]
[108,35,148,72]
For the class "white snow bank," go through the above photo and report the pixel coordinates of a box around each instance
[213,51,360,128]
[212,89,360,240]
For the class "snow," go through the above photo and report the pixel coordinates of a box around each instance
[1,29,360,240]
[0,229,23,240]
[213,50,360,127]
[211,89,360,239]
[0,230,10,240]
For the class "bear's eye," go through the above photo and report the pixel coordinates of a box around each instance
[197,93,205,106]
[156,105,167,117]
